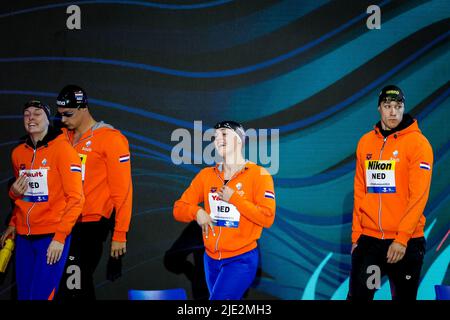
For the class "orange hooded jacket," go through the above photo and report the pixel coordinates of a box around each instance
[62,122,132,242]
[9,127,84,244]
[352,117,433,247]
[173,161,276,260]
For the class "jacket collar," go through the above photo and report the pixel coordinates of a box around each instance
[24,126,62,149]
[62,121,114,145]
[374,114,419,138]
[214,160,253,176]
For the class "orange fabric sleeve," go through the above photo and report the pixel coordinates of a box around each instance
[105,133,133,242]
[8,151,19,227]
[352,140,365,244]
[8,150,21,202]
[394,138,433,246]
[173,171,204,223]
[228,167,276,228]
[53,143,84,243]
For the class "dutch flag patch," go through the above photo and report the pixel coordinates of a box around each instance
[419,162,431,170]
[70,164,82,173]
[264,191,275,200]
[119,154,130,163]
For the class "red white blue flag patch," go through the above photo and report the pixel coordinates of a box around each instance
[119,154,130,163]
[419,162,431,170]
[264,190,275,199]
[70,164,82,172]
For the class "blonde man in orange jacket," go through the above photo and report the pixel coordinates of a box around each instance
[349,85,433,300]
[174,121,276,300]
[54,85,133,300]
[0,100,84,300]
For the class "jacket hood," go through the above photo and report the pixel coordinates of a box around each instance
[374,114,420,138]
[61,121,115,142]
[24,126,63,149]
[92,121,114,131]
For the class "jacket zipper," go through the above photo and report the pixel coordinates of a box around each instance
[377,137,387,239]
[213,164,246,260]
[26,146,38,235]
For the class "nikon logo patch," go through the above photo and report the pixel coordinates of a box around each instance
[366,160,394,170]
[365,160,396,193]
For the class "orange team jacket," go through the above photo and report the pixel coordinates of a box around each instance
[9,127,84,244]
[173,161,276,260]
[62,122,133,242]
[352,119,433,247]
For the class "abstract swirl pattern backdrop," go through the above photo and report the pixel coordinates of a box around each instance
[0,0,448,299]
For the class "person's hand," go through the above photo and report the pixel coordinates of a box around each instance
[387,242,406,264]
[217,185,235,202]
[0,226,16,247]
[196,208,215,239]
[111,241,126,259]
[10,174,28,197]
[47,240,64,265]
[351,243,358,254]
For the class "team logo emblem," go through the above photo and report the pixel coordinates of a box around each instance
[236,183,242,191]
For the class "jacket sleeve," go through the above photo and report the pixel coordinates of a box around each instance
[173,171,204,223]
[8,149,20,226]
[8,149,21,202]
[352,139,365,244]
[228,167,276,228]
[53,143,85,244]
[395,137,433,246]
[104,132,133,242]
